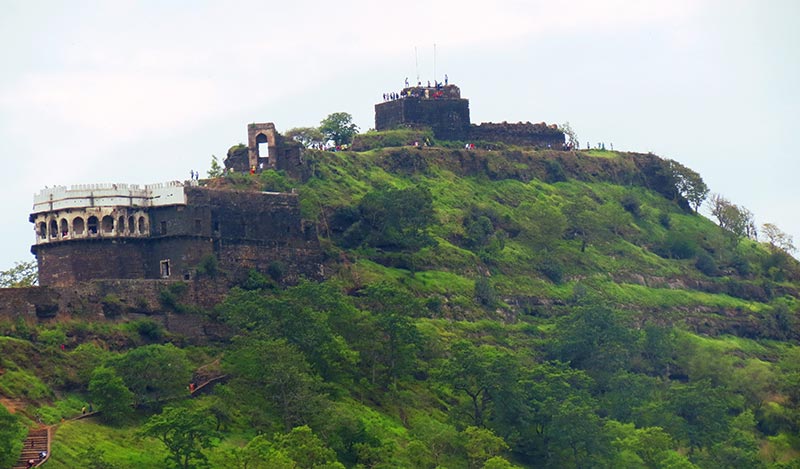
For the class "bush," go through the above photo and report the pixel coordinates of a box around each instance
[133,320,165,341]
[538,256,565,284]
[659,232,697,259]
[475,277,497,308]
[620,194,641,217]
[267,261,286,282]
[658,212,671,229]
[101,294,124,318]
[695,251,719,276]
[544,159,567,183]
[195,254,219,278]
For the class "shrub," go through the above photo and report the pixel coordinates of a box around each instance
[538,256,565,284]
[544,159,567,183]
[658,212,671,229]
[620,194,641,217]
[659,232,697,259]
[695,251,719,276]
[474,277,497,308]
[195,254,219,278]
[267,261,286,282]
[101,294,124,318]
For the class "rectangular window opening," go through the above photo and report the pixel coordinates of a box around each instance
[160,260,171,278]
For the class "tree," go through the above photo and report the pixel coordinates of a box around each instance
[140,406,216,469]
[273,425,345,469]
[285,127,325,148]
[88,366,134,424]
[709,194,756,239]
[319,112,359,146]
[439,340,517,427]
[336,186,436,250]
[761,222,796,254]
[558,121,580,149]
[667,160,709,212]
[111,344,192,407]
[207,155,223,178]
[0,260,38,287]
[0,404,25,469]
[224,338,322,431]
[462,426,509,469]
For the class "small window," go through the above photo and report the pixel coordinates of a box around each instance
[160,260,171,278]
[212,221,220,233]
[161,221,167,235]
[194,219,202,234]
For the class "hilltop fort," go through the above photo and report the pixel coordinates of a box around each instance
[0,83,575,333]
[375,84,566,148]
[28,83,564,288]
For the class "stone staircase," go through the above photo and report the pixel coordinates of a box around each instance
[11,427,49,469]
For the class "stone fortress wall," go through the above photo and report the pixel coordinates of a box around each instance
[30,181,322,287]
[374,84,565,148]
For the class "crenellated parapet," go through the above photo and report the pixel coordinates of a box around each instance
[30,180,194,245]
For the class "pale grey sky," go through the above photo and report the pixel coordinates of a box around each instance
[1,0,798,270]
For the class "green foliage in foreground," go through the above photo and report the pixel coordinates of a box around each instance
[6,145,800,468]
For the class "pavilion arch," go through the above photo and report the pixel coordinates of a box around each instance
[138,216,147,234]
[87,216,99,235]
[49,219,58,238]
[60,218,69,237]
[118,216,126,234]
[128,216,135,234]
[38,222,47,239]
[102,216,114,233]
[73,217,85,236]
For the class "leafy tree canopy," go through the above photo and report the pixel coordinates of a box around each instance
[319,112,359,146]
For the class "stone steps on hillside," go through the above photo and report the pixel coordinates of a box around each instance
[12,428,49,469]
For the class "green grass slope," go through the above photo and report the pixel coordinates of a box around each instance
[3,141,800,468]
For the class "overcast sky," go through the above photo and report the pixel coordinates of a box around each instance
[1,0,798,271]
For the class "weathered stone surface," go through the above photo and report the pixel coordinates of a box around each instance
[32,186,322,287]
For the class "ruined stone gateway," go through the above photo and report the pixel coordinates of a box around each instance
[30,181,321,287]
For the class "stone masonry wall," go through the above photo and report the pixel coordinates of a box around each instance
[0,279,232,341]
[469,122,565,148]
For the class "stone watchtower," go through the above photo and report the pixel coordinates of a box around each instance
[374,85,471,140]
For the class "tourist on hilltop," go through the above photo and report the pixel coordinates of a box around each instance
[405,77,409,87]
[445,74,448,85]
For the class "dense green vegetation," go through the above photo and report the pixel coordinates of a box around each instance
[2,136,800,468]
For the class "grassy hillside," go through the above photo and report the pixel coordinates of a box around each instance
[2,142,800,468]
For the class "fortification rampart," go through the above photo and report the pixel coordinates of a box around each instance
[470,121,565,148]
[31,184,322,287]
[0,279,233,342]
[374,84,564,146]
